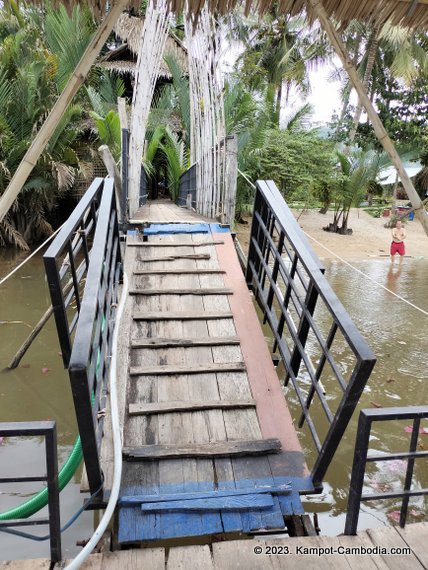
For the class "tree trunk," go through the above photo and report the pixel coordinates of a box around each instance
[309,0,428,238]
[348,23,381,143]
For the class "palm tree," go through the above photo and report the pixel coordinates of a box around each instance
[235,12,331,125]
[348,22,428,143]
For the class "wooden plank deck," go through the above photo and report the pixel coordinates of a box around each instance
[131,199,215,224]
[4,522,428,569]
[93,202,312,544]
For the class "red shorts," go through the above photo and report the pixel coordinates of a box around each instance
[390,241,405,256]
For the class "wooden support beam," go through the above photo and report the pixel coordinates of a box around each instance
[133,311,233,321]
[130,362,246,376]
[0,0,129,223]
[128,241,224,247]
[128,398,256,415]
[131,336,240,348]
[308,0,428,237]
[129,288,233,296]
[123,438,282,460]
[133,268,226,275]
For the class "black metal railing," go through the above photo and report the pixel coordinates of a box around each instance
[44,178,105,367]
[44,178,122,495]
[178,163,197,209]
[345,406,428,534]
[0,421,61,564]
[246,180,376,487]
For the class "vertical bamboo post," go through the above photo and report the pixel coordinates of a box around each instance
[308,0,428,237]
[0,0,129,224]
[98,145,122,223]
[224,135,238,227]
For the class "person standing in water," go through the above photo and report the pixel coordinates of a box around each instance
[390,219,406,263]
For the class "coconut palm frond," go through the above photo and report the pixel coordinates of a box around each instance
[0,216,29,250]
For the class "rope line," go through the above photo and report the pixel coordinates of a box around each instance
[0,223,65,287]
[303,230,428,318]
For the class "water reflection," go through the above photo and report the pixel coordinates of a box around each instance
[0,250,93,560]
[300,258,428,534]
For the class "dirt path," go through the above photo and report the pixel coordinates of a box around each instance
[235,208,427,261]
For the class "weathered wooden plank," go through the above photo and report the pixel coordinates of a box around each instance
[131,336,240,348]
[120,484,291,505]
[129,288,234,296]
[130,362,246,376]
[123,438,282,460]
[133,311,233,321]
[166,545,214,570]
[137,253,211,262]
[133,268,225,275]
[396,522,428,569]
[366,527,423,570]
[140,493,275,512]
[100,548,165,569]
[129,399,256,415]
[128,241,224,247]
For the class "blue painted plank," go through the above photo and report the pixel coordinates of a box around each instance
[141,494,274,512]
[144,223,210,235]
[120,484,291,506]
[210,223,231,233]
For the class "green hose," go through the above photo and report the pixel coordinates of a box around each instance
[0,437,83,520]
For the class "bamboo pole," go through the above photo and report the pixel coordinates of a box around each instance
[308,0,428,237]
[98,144,123,222]
[0,0,129,224]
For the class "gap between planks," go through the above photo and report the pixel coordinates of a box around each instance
[128,398,257,416]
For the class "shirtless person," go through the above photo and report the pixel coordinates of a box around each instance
[390,220,406,263]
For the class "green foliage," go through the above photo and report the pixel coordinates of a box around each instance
[247,129,336,201]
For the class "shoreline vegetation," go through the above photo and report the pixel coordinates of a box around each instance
[236,207,427,261]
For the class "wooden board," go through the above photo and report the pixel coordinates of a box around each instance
[120,484,291,505]
[140,493,275,512]
[131,337,240,348]
[133,311,233,320]
[128,241,224,247]
[397,522,428,568]
[129,399,257,415]
[137,253,211,262]
[123,438,282,460]
[133,268,226,275]
[130,362,246,376]
[129,288,234,296]
[166,545,214,570]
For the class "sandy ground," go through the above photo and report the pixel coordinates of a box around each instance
[236,208,428,261]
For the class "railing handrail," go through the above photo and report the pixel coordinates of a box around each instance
[255,180,375,362]
[44,178,104,260]
[69,179,114,371]
[345,406,428,534]
[246,180,376,487]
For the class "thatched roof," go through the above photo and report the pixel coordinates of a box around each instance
[110,13,188,76]
[38,1,428,29]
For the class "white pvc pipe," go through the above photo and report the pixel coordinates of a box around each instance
[65,273,128,570]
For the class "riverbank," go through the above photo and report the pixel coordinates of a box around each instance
[235,208,427,261]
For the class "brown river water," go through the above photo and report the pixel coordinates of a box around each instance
[0,248,427,560]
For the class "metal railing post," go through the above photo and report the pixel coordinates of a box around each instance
[344,411,372,535]
[45,424,62,563]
